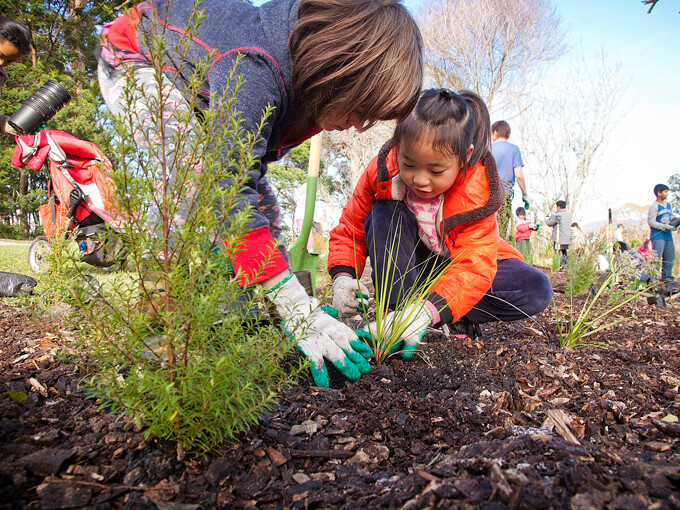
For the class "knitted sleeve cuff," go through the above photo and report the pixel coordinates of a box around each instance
[229,226,290,286]
[426,291,453,326]
[329,265,357,280]
[423,300,441,326]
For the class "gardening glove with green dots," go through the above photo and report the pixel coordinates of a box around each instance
[362,302,435,360]
[522,194,531,211]
[265,272,372,387]
[332,273,370,317]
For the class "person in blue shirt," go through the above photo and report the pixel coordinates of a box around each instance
[491,120,528,240]
[647,183,678,283]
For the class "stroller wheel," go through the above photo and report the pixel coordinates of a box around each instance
[28,236,51,274]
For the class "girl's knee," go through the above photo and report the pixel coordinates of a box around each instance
[365,200,416,237]
[526,269,553,316]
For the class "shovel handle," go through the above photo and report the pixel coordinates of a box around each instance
[308,134,321,178]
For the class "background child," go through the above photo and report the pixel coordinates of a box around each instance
[613,223,624,244]
[514,206,538,261]
[97,0,423,387]
[329,89,553,357]
[637,239,655,261]
[571,222,585,252]
[0,16,32,135]
[647,183,678,284]
[546,200,572,267]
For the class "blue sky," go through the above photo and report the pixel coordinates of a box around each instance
[543,0,680,223]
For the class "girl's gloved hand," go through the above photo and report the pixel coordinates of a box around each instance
[363,302,433,359]
[265,273,372,387]
[331,274,370,317]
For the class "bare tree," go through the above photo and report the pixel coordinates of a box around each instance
[517,53,627,222]
[642,0,660,13]
[324,122,394,199]
[418,0,567,114]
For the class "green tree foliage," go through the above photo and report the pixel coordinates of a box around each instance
[268,139,345,244]
[0,0,115,237]
[268,140,310,235]
[669,173,680,206]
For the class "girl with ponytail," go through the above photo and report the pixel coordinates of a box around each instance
[329,89,553,358]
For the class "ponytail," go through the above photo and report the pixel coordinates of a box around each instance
[458,90,491,167]
[392,88,491,169]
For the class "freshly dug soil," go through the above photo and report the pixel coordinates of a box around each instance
[1,269,679,509]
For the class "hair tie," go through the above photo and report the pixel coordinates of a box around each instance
[438,88,456,101]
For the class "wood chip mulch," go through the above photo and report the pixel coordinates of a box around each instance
[1,271,679,509]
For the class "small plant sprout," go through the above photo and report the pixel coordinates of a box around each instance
[555,272,652,350]
[565,249,598,297]
[358,215,452,364]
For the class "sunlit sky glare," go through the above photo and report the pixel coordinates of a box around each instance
[404,0,680,225]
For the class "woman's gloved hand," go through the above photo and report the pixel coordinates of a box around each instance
[363,302,434,359]
[331,273,370,317]
[265,272,372,387]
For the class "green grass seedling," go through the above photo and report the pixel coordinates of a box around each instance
[357,214,452,364]
[555,272,651,349]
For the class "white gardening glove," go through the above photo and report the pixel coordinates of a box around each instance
[363,302,433,360]
[332,274,370,317]
[265,273,372,387]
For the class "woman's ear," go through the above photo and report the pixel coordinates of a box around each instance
[466,144,474,164]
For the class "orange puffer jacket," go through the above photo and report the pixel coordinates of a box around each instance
[329,142,522,325]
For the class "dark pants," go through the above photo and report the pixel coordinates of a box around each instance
[364,201,553,324]
[559,244,569,267]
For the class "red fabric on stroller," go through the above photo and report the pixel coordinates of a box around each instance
[12,130,122,236]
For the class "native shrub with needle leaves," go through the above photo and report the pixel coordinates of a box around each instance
[63,4,303,455]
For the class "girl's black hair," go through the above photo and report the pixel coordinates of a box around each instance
[391,88,491,168]
[0,16,32,55]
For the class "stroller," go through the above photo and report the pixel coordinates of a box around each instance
[12,130,125,273]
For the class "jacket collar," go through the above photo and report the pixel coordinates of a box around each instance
[376,140,505,233]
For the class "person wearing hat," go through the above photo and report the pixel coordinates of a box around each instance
[647,183,678,283]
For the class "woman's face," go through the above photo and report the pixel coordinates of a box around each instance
[0,39,24,67]
[317,107,366,132]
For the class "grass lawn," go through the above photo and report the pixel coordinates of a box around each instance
[0,240,32,275]
[0,238,127,303]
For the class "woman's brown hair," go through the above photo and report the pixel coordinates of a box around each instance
[289,0,422,130]
[392,88,491,168]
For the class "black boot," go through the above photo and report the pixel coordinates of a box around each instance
[445,317,482,341]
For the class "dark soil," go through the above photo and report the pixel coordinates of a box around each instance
[1,269,680,509]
